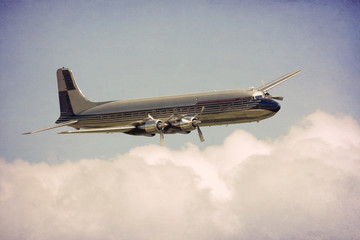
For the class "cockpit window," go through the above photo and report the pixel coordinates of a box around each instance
[254,94,263,100]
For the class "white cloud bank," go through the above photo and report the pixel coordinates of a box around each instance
[1,111,360,240]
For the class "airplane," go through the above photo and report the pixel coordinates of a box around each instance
[23,67,301,145]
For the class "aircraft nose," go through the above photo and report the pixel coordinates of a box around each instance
[259,99,281,112]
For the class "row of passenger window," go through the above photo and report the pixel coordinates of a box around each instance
[94,106,202,121]
[85,102,253,122]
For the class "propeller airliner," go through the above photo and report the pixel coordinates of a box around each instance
[24,68,301,145]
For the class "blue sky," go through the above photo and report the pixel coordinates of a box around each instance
[1,0,359,162]
[0,1,360,162]
[1,1,360,239]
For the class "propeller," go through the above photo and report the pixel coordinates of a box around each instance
[147,114,168,146]
[159,114,176,145]
[157,121,168,146]
[160,131,165,146]
[197,125,205,142]
[150,106,206,145]
[194,106,205,142]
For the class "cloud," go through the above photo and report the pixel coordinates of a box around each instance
[1,111,360,240]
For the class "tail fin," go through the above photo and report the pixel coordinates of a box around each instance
[57,68,98,120]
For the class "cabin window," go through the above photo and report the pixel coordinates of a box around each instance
[253,93,264,100]
[159,109,166,115]
[223,104,228,109]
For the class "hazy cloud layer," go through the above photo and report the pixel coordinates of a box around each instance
[1,111,359,240]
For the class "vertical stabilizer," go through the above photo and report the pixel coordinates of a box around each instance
[57,68,98,120]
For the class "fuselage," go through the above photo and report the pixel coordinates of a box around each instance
[57,89,280,135]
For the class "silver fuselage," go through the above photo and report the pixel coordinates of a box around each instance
[57,89,280,135]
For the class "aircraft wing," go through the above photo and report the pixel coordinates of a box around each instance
[58,125,135,134]
[257,70,302,92]
[23,120,78,135]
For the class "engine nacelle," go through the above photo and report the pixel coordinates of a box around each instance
[138,119,165,134]
[173,116,200,132]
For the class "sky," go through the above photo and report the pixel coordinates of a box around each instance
[0,0,360,239]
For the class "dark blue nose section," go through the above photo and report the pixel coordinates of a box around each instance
[259,99,281,112]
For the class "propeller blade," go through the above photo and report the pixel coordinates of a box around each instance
[197,126,205,142]
[165,114,175,122]
[194,106,205,117]
[160,131,165,146]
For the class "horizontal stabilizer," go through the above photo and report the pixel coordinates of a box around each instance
[23,120,78,135]
[58,125,135,134]
[257,70,302,92]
